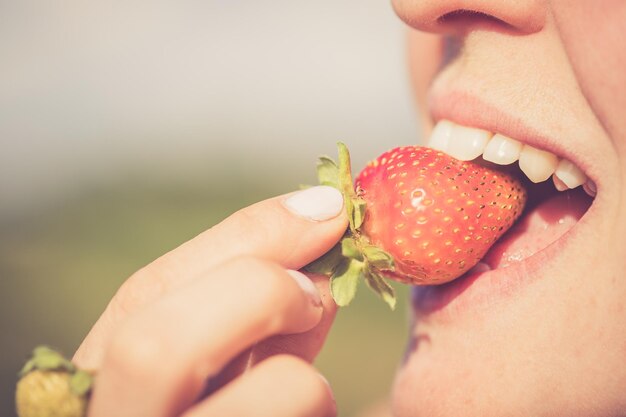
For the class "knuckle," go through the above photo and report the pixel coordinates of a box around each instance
[106,324,168,381]
[109,265,169,321]
[228,206,274,244]
[227,202,302,263]
[229,205,257,225]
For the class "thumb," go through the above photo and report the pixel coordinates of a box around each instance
[147,184,349,279]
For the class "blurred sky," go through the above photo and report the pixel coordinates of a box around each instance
[0,0,421,216]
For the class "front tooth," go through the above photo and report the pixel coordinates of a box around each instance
[518,145,559,183]
[445,123,492,161]
[427,120,454,152]
[554,159,586,189]
[482,133,523,165]
[552,175,569,191]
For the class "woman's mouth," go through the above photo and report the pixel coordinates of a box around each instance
[412,119,595,320]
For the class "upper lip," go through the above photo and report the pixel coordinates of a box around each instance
[427,89,599,191]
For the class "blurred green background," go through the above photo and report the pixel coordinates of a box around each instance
[0,1,421,416]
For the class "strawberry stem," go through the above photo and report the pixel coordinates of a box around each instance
[305,142,397,310]
[337,142,366,234]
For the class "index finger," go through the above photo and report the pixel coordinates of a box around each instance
[74,186,347,368]
[150,185,346,280]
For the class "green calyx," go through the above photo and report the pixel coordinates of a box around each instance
[19,346,94,397]
[305,142,397,310]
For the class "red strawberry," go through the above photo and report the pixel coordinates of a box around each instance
[306,143,527,309]
[356,146,526,285]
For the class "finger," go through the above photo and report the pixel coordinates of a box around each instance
[142,185,346,284]
[250,273,338,363]
[183,355,336,417]
[88,258,325,417]
[204,273,337,394]
[74,186,346,368]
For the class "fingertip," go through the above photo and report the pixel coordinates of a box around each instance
[316,372,338,417]
[286,269,323,308]
[308,272,339,314]
[282,186,345,222]
[217,190,348,270]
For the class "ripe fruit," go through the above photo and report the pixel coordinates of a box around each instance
[306,143,527,309]
[356,146,526,285]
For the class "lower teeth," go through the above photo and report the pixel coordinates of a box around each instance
[583,180,597,197]
[467,262,491,275]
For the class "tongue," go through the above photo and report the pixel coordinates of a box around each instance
[482,187,592,269]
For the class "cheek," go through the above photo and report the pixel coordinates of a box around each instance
[552,1,626,155]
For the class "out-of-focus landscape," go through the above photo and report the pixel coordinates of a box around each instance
[0,1,422,416]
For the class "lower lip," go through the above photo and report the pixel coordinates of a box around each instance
[411,262,538,323]
[410,214,584,322]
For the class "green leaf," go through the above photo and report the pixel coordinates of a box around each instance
[336,142,359,233]
[19,358,36,377]
[316,156,340,189]
[30,346,75,373]
[341,237,363,261]
[330,258,364,307]
[351,197,367,230]
[304,242,343,275]
[364,271,396,310]
[70,370,94,397]
[362,245,395,270]
[307,142,400,311]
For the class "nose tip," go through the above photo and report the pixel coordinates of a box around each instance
[392,0,546,34]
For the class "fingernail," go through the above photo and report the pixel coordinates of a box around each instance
[283,186,344,221]
[287,270,322,307]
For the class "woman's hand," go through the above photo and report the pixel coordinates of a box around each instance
[72,186,347,417]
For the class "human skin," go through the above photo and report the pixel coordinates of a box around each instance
[73,186,346,417]
[72,2,626,416]
[391,1,626,416]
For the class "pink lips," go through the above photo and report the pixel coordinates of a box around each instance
[412,187,593,319]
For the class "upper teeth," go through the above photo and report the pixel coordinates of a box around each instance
[427,119,593,196]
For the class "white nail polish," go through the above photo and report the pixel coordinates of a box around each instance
[287,270,322,307]
[283,186,344,221]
